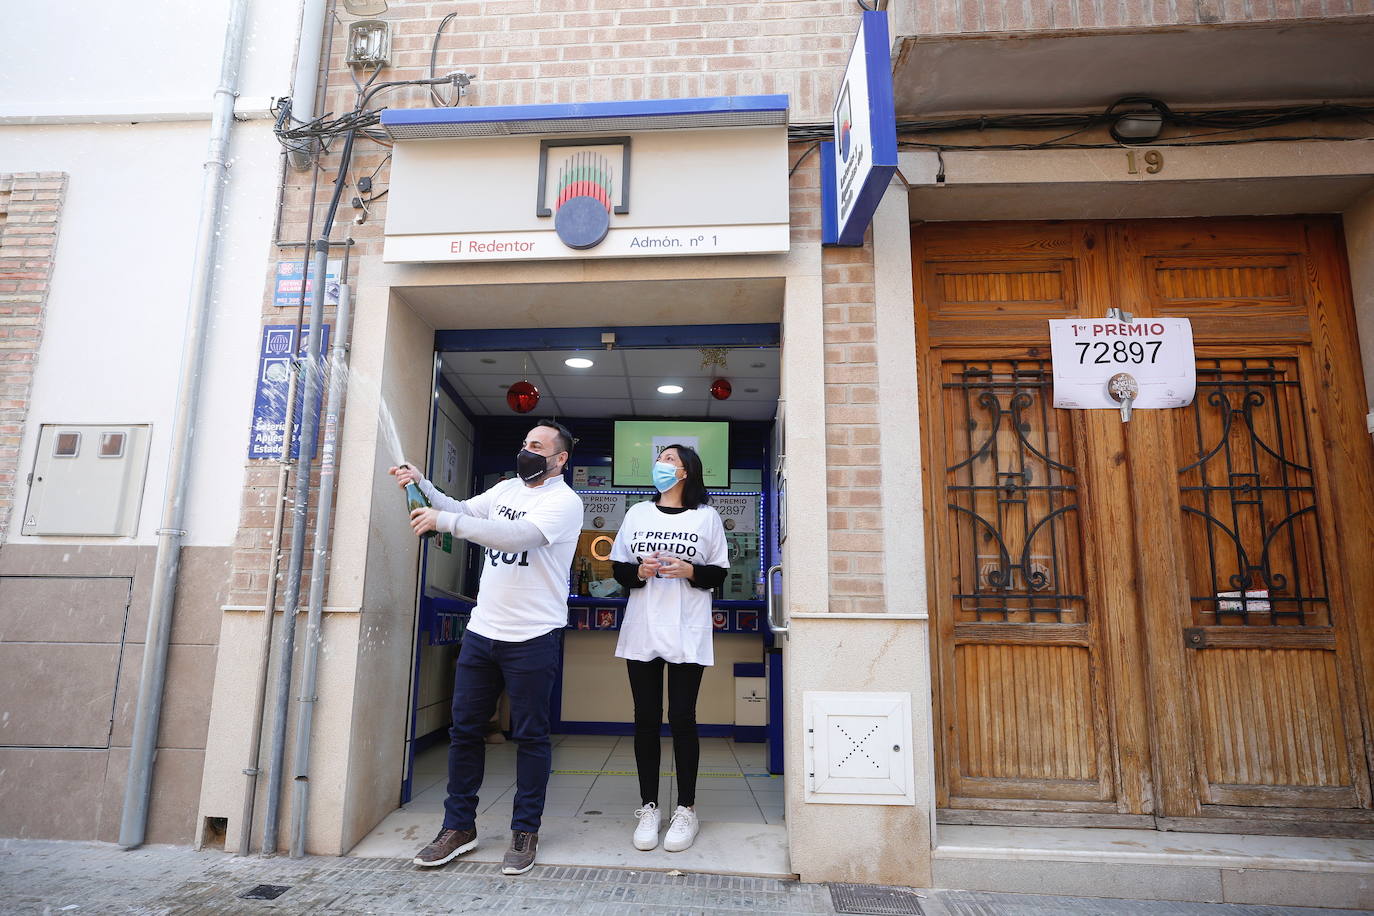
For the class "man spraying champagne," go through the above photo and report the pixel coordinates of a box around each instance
[389,420,582,876]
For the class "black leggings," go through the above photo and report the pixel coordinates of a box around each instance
[626,657,705,808]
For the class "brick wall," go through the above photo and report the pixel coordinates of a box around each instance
[0,172,66,544]
[821,244,884,613]
[900,0,1372,35]
[326,0,863,122]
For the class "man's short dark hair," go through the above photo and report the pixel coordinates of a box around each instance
[537,419,574,456]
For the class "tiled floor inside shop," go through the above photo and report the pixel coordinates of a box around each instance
[348,734,790,876]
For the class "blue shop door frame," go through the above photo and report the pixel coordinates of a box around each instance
[765,396,786,775]
[403,322,786,801]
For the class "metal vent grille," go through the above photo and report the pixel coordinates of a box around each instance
[385,110,788,140]
[830,883,926,915]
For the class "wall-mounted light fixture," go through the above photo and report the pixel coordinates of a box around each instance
[347,19,391,68]
[1107,97,1169,144]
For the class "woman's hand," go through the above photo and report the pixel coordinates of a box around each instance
[655,556,694,580]
[637,557,661,580]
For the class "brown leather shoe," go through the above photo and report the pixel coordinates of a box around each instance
[412,826,477,867]
[500,830,538,875]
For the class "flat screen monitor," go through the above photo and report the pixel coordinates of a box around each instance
[612,420,729,488]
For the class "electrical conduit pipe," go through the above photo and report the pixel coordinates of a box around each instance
[288,243,353,857]
[119,0,251,850]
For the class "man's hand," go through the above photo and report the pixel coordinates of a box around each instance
[637,557,661,580]
[409,506,440,536]
[389,464,421,489]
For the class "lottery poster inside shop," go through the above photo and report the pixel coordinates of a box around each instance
[569,485,764,606]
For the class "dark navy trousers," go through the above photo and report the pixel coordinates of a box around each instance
[443,629,560,834]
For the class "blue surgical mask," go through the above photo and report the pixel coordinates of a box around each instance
[652,461,682,493]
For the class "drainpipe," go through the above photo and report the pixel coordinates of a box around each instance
[235,364,299,857]
[288,0,329,170]
[288,240,353,857]
[262,126,358,855]
[118,0,251,850]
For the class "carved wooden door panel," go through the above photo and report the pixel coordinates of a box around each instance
[916,219,1374,833]
[1114,220,1374,833]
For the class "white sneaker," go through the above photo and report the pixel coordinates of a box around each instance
[632,802,661,850]
[662,805,698,852]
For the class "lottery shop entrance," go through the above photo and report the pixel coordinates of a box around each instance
[360,323,788,871]
[915,217,1374,836]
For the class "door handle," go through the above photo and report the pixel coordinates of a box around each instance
[765,564,786,635]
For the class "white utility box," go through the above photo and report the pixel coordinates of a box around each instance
[734,675,768,727]
[22,424,151,537]
[803,690,915,805]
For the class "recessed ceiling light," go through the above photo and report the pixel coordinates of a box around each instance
[565,357,594,369]
[480,357,497,365]
[657,384,684,395]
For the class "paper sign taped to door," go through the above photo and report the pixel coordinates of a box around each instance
[1048,317,1196,410]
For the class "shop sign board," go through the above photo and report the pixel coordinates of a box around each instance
[1048,317,1196,410]
[821,10,898,246]
[381,99,791,263]
[273,259,341,309]
[714,494,758,534]
[248,324,330,460]
[580,492,627,531]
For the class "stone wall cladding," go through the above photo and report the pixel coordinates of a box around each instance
[903,0,1373,34]
[0,172,66,545]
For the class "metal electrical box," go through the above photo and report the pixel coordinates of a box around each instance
[22,424,151,536]
[803,691,915,805]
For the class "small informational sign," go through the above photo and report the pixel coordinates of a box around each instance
[580,492,627,531]
[820,10,898,246]
[248,324,330,460]
[714,494,758,534]
[1048,317,1195,410]
[572,465,611,488]
[443,438,459,489]
[273,259,341,309]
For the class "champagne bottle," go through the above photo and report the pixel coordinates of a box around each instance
[402,469,437,540]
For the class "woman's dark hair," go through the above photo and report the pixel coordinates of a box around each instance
[654,443,710,508]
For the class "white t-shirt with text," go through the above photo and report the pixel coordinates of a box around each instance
[440,475,583,642]
[610,500,729,666]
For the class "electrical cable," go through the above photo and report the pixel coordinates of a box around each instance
[430,12,459,107]
[785,102,1374,155]
[789,141,821,176]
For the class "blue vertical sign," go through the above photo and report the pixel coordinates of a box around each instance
[821,10,898,246]
[248,324,330,460]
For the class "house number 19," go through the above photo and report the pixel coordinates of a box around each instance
[1126,150,1164,174]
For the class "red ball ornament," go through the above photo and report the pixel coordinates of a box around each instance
[709,378,732,400]
[506,380,540,413]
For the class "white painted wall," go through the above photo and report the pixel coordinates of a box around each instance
[0,0,299,121]
[0,1,303,546]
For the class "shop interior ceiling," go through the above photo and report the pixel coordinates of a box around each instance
[440,348,780,421]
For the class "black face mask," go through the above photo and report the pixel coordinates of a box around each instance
[516,448,551,482]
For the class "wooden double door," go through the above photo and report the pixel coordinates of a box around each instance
[915,218,1374,834]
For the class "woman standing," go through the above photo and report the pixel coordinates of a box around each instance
[610,444,729,852]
